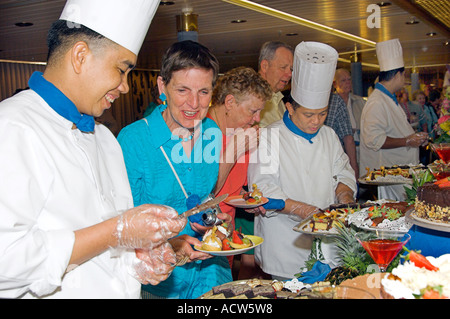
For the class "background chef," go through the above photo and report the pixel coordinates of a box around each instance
[359,39,428,201]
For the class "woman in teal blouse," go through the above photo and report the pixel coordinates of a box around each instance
[118,41,232,299]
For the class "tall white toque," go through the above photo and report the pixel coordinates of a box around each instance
[376,38,404,72]
[59,0,159,55]
[291,41,339,109]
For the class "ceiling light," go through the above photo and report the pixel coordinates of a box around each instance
[222,0,376,47]
[406,18,419,25]
[15,22,33,27]
[376,2,391,7]
[231,19,246,23]
[426,32,437,37]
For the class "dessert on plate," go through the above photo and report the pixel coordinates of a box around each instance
[199,226,254,252]
[243,183,263,204]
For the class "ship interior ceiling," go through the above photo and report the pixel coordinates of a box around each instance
[0,0,449,122]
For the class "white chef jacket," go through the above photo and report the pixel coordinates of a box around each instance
[0,90,140,298]
[248,120,357,278]
[359,88,418,200]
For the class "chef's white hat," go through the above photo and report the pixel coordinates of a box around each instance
[291,41,338,109]
[59,0,159,55]
[376,39,404,72]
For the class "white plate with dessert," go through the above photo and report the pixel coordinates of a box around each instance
[224,183,268,208]
[224,195,269,208]
[194,225,264,256]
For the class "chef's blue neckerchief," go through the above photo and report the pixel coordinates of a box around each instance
[28,71,95,132]
[283,110,319,144]
[375,82,398,106]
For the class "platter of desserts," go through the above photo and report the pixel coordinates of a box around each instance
[194,225,263,256]
[224,183,268,208]
[358,165,422,186]
[200,278,311,299]
[200,278,376,299]
[293,203,365,236]
[347,200,413,233]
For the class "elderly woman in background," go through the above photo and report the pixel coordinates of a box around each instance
[410,90,429,133]
[396,88,411,123]
[118,40,232,299]
[207,67,272,278]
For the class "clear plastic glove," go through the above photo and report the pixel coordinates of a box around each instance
[132,243,177,285]
[288,203,321,221]
[336,190,354,204]
[115,204,187,250]
[406,132,428,147]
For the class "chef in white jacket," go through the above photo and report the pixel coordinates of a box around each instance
[248,42,357,280]
[0,0,188,299]
[359,39,428,200]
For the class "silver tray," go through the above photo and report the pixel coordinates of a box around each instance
[358,175,412,186]
[406,210,450,233]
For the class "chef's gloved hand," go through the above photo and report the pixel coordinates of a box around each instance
[114,204,187,250]
[288,202,321,221]
[132,243,177,285]
[297,261,331,284]
[336,190,354,204]
[406,132,428,147]
[263,198,285,210]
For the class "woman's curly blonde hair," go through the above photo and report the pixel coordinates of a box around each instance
[212,66,273,106]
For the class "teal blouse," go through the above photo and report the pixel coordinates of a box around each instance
[118,105,231,299]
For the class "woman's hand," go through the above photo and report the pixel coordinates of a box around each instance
[169,234,212,263]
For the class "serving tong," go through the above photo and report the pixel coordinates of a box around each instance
[174,193,228,266]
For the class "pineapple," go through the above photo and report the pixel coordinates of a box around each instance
[324,266,359,286]
[324,221,373,285]
[404,169,433,204]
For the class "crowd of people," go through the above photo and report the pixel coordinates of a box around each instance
[0,0,449,299]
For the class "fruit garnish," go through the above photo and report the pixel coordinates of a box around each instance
[403,247,439,271]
